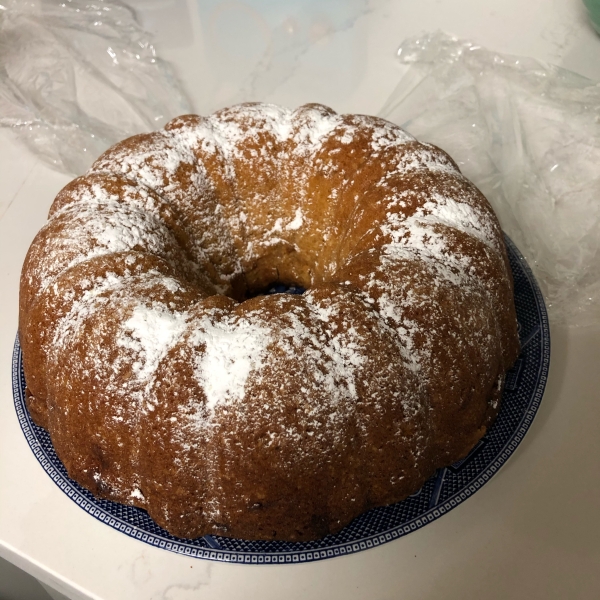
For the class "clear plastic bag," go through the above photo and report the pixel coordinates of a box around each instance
[0,0,191,175]
[380,31,600,327]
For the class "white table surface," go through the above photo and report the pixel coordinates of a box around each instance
[1,0,599,598]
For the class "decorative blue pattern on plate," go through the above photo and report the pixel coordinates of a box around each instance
[13,235,550,564]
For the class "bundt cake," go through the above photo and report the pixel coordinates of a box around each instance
[19,103,520,542]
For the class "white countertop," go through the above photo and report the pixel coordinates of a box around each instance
[1,1,600,598]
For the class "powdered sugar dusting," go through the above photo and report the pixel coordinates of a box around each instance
[285,208,304,231]
[32,198,185,299]
[417,194,499,251]
[130,488,145,500]
[294,109,342,148]
[378,186,500,288]
[192,316,271,412]
[118,303,188,383]
[374,291,425,373]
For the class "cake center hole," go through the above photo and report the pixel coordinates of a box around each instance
[248,282,306,299]
[267,283,305,296]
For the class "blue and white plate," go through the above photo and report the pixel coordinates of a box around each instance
[13,235,550,564]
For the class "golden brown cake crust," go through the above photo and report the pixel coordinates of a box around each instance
[19,103,520,541]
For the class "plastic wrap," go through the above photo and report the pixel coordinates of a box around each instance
[380,31,600,327]
[0,0,191,175]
